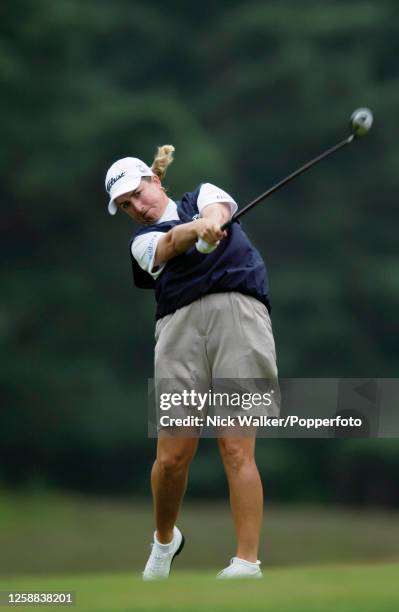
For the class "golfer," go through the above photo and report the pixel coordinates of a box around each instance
[105,146,278,579]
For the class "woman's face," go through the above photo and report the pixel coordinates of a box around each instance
[115,176,168,224]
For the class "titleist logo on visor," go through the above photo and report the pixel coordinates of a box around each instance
[106,171,125,192]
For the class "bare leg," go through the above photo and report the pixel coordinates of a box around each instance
[151,432,199,543]
[218,433,263,562]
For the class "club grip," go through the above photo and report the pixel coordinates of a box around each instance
[221,216,235,231]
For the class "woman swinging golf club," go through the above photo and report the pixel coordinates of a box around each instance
[105,146,278,579]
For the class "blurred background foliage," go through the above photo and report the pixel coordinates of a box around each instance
[1,0,399,506]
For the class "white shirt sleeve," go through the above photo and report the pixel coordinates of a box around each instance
[131,232,165,280]
[197,183,238,217]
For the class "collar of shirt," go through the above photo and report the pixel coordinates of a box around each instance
[156,199,179,223]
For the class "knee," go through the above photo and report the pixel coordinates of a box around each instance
[219,442,253,473]
[156,451,193,475]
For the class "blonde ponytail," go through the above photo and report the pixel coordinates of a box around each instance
[151,145,175,180]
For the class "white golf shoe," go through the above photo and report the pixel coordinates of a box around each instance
[216,557,263,579]
[142,526,185,580]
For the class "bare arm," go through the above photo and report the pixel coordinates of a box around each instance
[154,203,230,267]
[201,202,231,226]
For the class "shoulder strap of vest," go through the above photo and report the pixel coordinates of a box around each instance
[131,256,156,289]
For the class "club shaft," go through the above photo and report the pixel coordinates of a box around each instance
[221,134,354,230]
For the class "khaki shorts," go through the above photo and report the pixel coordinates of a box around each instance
[155,292,277,380]
[153,293,278,432]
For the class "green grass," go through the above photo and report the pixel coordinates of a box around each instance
[1,493,398,610]
[0,564,398,611]
[1,492,399,575]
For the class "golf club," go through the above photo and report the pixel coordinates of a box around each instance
[196,108,373,254]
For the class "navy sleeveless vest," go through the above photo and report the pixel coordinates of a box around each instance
[129,185,271,320]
